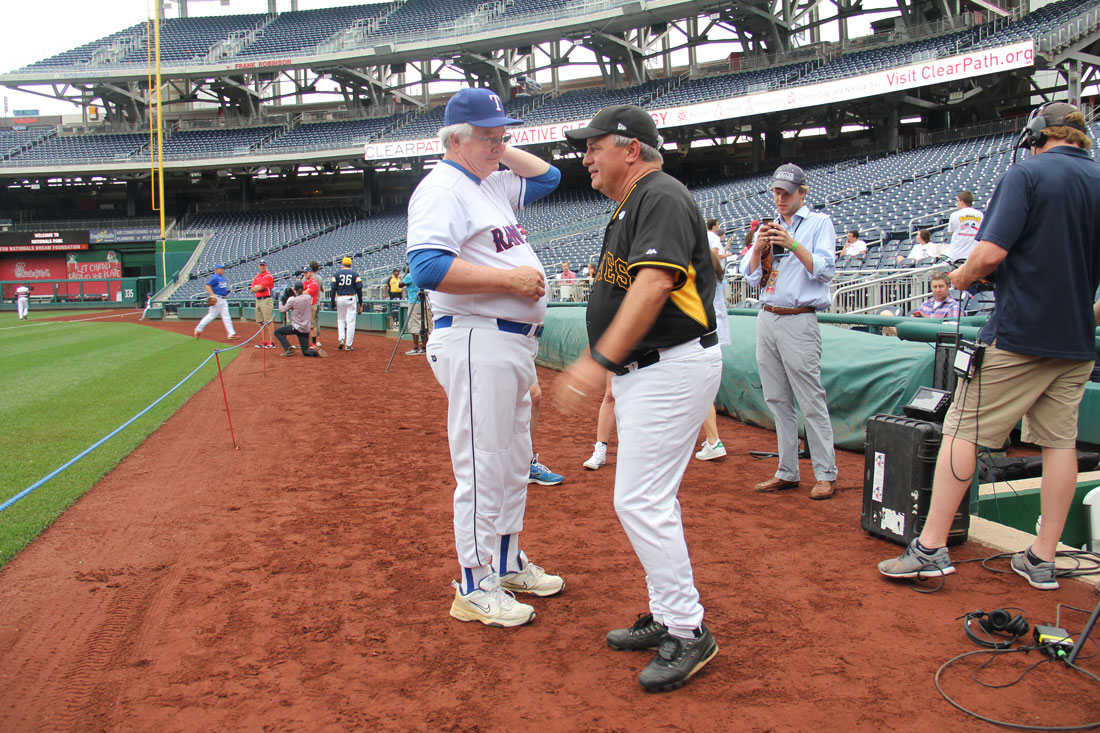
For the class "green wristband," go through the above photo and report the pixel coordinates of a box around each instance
[789,240,799,252]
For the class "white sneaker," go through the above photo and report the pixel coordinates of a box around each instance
[583,442,607,470]
[500,551,565,597]
[695,439,727,461]
[449,574,535,627]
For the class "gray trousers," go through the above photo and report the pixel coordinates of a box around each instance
[756,310,838,482]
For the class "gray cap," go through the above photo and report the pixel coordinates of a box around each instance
[770,163,807,194]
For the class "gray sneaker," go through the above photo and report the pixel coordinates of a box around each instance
[1010,550,1059,590]
[878,539,955,579]
[607,613,668,651]
[638,624,719,693]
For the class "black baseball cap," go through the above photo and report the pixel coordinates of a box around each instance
[770,163,807,194]
[292,280,304,290]
[564,105,660,150]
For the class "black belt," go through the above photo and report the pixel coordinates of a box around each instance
[621,332,718,374]
[255,296,271,300]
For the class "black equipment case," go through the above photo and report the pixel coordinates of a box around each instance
[861,414,970,547]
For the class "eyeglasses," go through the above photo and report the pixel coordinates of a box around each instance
[470,133,511,146]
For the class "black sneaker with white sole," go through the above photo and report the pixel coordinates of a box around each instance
[638,624,718,693]
[607,613,669,651]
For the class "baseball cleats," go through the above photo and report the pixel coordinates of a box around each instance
[500,551,564,597]
[528,454,564,486]
[638,625,719,693]
[449,574,535,628]
[254,342,265,349]
[337,341,344,350]
[344,345,355,352]
[607,613,668,651]
[695,439,726,461]
[227,334,240,340]
[878,539,955,579]
[406,349,421,356]
[193,329,202,338]
[583,442,607,470]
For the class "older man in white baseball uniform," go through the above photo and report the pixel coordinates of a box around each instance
[406,87,564,628]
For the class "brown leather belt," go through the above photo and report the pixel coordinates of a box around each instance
[763,305,816,316]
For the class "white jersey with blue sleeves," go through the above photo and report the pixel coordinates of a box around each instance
[406,162,547,324]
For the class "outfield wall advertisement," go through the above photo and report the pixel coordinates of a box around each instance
[364,41,1034,162]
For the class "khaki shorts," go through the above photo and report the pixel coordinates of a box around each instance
[255,298,273,323]
[408,299,433,334]
[311,302,320,331]
[942,343,1093,449]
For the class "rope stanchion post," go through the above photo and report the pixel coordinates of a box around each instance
[214,350,238,450]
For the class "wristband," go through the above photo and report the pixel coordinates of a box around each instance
[590,346,627,376]
[789,240,799,252]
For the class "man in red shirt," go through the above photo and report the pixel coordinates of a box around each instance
[251,259,275,348]
[302,262,324,350]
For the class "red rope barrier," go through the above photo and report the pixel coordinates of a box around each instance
[214,351,238,450]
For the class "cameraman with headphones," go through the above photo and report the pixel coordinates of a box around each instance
[879,102,1100,590]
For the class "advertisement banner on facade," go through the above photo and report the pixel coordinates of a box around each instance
[365,41,1034,162]
[89,227,163,243]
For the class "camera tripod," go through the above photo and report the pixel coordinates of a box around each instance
[385,287,429,372]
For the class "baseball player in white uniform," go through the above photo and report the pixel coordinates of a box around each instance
[194,263,238,340]
[15,284,30,319]
[406,87,564,628]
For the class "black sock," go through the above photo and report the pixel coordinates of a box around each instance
[1026,548,1047,566]
[915,539,941,554]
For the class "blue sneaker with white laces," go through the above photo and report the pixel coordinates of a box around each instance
[528,454,564,486]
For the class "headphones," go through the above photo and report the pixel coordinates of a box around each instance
[961,608,1030,649]
[1016,101,1087,151]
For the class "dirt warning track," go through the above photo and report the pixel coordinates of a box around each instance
[1,314,1098,731]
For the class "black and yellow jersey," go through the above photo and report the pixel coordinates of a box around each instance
[586,170,716,362]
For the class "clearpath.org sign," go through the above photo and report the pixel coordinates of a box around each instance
[364,41,1034,162]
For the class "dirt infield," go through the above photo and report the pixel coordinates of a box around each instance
[1,311,1097,731]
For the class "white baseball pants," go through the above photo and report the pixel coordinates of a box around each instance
[335,295,357,346]
[427,317,538,585]
[612,338,722,637]
[17,297,29,319]
[196,297,235,336]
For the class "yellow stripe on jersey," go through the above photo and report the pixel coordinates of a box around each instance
[628,261,687,289]
[667,263,709,327]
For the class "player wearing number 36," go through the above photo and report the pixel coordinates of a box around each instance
[405,87,564,628]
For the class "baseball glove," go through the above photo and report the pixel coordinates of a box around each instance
[205,295,217,306]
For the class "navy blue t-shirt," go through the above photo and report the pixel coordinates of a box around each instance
[976,145,1100,360]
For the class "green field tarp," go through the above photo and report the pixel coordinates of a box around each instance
[537,308,933,451]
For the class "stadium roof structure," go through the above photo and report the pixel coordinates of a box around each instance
[0,0,1097,181]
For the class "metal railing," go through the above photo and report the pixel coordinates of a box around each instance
[1037,6,1100,53]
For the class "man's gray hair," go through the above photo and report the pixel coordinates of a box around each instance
[439,122,474,150]
[612,133,664,163]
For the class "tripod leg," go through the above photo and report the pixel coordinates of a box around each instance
[1066,598,1100,665]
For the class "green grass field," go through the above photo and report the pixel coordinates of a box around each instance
[0,313,238,566]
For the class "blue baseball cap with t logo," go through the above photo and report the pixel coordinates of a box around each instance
[444,88,522,128]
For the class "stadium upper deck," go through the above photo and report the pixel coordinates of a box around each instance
[2,0,1097,174]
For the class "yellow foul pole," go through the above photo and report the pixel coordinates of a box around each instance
[155,2,167,289]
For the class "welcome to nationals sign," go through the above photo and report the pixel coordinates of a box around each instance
[364,41,1034,162]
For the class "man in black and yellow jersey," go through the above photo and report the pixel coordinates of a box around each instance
[556,105,721,694]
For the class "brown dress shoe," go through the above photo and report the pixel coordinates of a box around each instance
[754,477,800,493]
[809,480,836,500]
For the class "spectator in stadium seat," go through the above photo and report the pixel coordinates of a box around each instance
[839,229,867,257]
[558,261,576,282]
[740,163,838,501]
[910,271,960,320]
[879,102,1100,591]
[945,190,983,262]
[905,229,934,262]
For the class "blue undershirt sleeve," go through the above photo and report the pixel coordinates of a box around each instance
[408,248,455,290]
[522,166,561,206]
